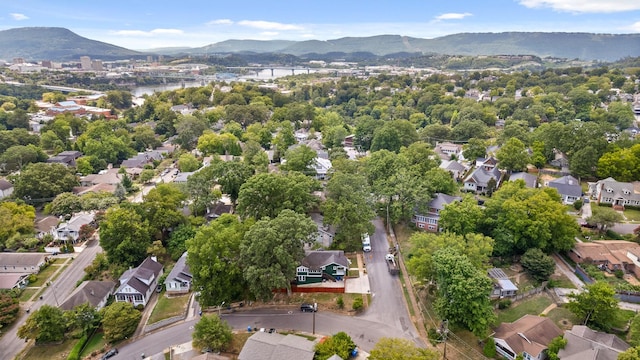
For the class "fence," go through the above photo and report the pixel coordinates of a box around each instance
[144,313,186,333]
[493,283,548,309]
[574,264,595,284]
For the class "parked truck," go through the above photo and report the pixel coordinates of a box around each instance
[385,252,399,275]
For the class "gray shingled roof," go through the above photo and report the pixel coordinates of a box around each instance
[466,166,501,186]
[509,172,538,188]
[238,332,315,360]
[428,193,462,211]
[548,175,582,198]
[301,251,349,271]
[60,280,115,310]
[558,325,630,360]
[165,252,192,287]
[115,257,163,295]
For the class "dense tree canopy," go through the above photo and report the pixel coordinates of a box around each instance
[192,314,233,352]
[11,162,78,202]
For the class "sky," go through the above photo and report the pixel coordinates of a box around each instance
[1,0,640,50]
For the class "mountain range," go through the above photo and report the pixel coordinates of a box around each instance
[1,27,640,62]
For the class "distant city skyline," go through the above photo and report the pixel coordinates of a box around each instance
[2,0,640,50]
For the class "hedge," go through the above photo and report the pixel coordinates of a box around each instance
[67,335,88,360]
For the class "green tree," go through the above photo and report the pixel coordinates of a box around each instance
[566,281,618,331]
[546,335,567,360]
[463,138,488,162]
[177,153,202,172]
[0,292,19,330]
[240,210,317,299]
[432,248,495,336]
[0,144,47,171]
[628,314,640,346]
[281,145,317,176]
[99,206,151,267]
[140,184,187,240]
[47,192,82,216]
[167,223,196,260]
[0,201,36,250]
[100,302,141,343]
[139,169,155,184]
[321,172,375,251]
[187,214,248,306]
[314,332,356,360]
[521,248,555,282]
[619,346,640,360]
[587,206,624,233]
[597,146,639,182]
[17,305,65,343]
[368,337,438,360]
[483,337,497,358]
[68,303,101,336]
[192,314,233,352]
[184,166,219,216]
[438,195,483,235]
[496,137,529,172]
[210,160,253,204]
[174,115,208,150]
[237,172,319,220]
[11,162,78,202]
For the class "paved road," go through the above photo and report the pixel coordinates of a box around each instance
[359,218,423,347]
[117,307,416,359]
[0,240,103,360]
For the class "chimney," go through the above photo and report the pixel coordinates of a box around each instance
[90,289,94,296]
[151,256,157,262]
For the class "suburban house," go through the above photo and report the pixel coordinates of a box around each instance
[0,253,48,274]
[550,150,570,170]
[46,150,83,167]
[79,168,123,188]
[0,273,29,290]
[435,142,463,160]
[296,250,349,285]
[35,215,60,239]
[114,257,163,307]
[488,268,518,299]
[238,332,316,360]
[493,315,563,360]
[439,160,469,181]
[508,172,538,189]
[557,325,630,360]
[464,166,502,194]
[412,193,462,232]
[0,178,14,199]
[547,175,582,204]
[53,212,95,243]
[164,252,192,295]
[589,177,640,209]
[568,240,640,275]
[312,157,333,180]
[59,280,115,311]
[121,149,166,170]
[310,212,335,248]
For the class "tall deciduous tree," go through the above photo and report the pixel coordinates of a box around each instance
[314,332,357,360]
[438,195,483,235]
[432,248,495,336]
[177,153,202,172]
[587,206,624,233]
[11,162,78,202]
[240,210,317,299]
[566,281,618,331]
[281,145,317,176]
[496,137,529,173]
[0,292,19,330]
[0,201,36,250]
[321,172,375,250]
[100,302,141,343]
[141,183,187,240]
[192,314,233,352]
[47,192,82,216]
[18,305,66,343]
[368,338,438,360]
[99,206,151,267]
[210,160,253,205]
[237,172,319,220]
[187,214,248,306]
[521,248,555,282]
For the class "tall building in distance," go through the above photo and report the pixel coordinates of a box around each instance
[80,56,91,70]
[91,60,103,71]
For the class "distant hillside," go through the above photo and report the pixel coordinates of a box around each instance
[0,27,144,61]
[2,27,640,62]
[190,33,640,62]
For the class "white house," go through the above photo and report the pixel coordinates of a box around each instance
[54,212,95,243]
[0,179,14,199]
[114,257,163,308]
[164,252,192,295]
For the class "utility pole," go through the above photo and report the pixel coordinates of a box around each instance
[438,320,449,360]
[312,302,317,334]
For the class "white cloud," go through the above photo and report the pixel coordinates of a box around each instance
[627,21,640,32]
[260,31,279,37]
[207,19,233,25]
[10,13,29,21]
[301,33,316,38]
[435,12,473,20]
[237,20,303,31]
[112,28,183,37]
[519,0,640,13]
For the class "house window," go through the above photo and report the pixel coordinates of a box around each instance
[298,275,306,282]
[428,225,436,230]
[418,223,425,229]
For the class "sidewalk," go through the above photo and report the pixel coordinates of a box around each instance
[134,291,161,338]
[345,253,371,294]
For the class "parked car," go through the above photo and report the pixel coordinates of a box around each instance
[101,348,118,359]
[300,303,317,312]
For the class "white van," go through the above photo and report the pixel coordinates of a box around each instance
[362,233,372,252]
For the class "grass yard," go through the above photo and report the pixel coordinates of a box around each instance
[612,309,636,330]
[546,306,580,330]
[549,273,577,289]
[147,293,191,325]
[29,265,60,287]
[50,258,66,265]
[22,339,75,360]
[80,332,107,358]
[495,294,553,324]
[19,288,38,302]
[623,208,640,222]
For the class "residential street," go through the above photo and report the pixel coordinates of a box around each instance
[0,240,103,360]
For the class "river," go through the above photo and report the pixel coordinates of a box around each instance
[131,68,319,97]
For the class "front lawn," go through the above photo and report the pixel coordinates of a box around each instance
[29,265,60,287]
[19,288,38,302]
[22,339,75,360]
[147,293,191,324]
[623,208,640,222]
[80,332,107,358]
[495,294,553,324]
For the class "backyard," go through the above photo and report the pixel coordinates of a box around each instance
[147,293,191,324]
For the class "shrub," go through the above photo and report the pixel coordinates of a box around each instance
[67,334,87,360]
[483,337,497,358]
[352,297,363,311]
[336,295,344,309]
[498,299,512,309]
[573,199,583,211]
[136,304,144,311]
[615,269,624,279]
